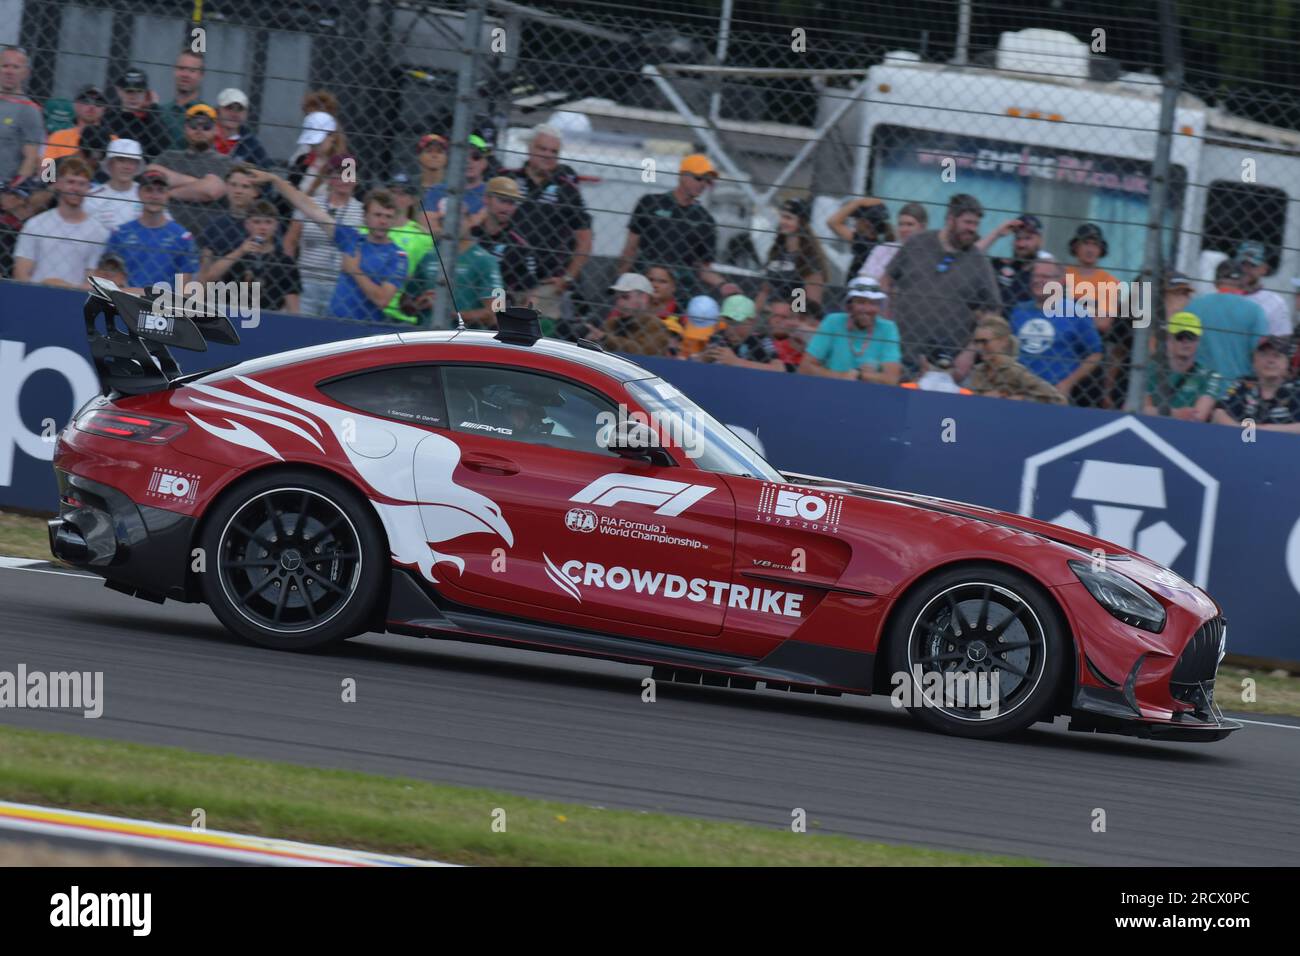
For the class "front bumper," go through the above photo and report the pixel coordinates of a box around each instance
[50,471,197,603]
[1069,615,1240,742]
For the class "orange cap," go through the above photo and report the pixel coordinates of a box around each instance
[679,153,718,178]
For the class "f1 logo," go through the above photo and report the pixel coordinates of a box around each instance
[570,473,712,517]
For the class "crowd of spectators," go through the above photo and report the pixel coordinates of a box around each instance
[3,42,1300,432]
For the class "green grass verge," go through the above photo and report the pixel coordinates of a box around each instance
[0,725,1036,866]
[0,511,52,561]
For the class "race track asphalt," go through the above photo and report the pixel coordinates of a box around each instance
[1,563,1297,866]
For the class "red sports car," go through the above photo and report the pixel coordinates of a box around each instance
[49,279,1238,741]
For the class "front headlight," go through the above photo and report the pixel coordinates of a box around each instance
[1068,561,1167,633]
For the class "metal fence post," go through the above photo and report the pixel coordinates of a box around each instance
[1126,0,1184,411]
[432,0,489,330]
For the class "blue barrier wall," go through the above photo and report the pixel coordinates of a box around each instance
[3,282,1297,660]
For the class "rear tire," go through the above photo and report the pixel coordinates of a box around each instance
[199,469,385,651]
[884,564,1065,739]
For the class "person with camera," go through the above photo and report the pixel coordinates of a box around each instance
[827,196,893,280]
[695,294,784,370]
[199,199,301,313]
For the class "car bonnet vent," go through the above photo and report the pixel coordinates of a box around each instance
[494,307,543,345]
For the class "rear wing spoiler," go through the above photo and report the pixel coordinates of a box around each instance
[82,276,240,396]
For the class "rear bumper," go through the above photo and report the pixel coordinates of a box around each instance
[50,471,196,603]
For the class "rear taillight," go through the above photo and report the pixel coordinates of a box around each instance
[75,409,187,443]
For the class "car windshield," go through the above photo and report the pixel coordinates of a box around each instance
[626,378,782,482]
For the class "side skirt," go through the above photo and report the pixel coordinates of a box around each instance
[385,569,875,694]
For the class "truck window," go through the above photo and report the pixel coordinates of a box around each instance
[1201,181,1286,271]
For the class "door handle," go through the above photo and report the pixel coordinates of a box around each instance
[462,453,520,476]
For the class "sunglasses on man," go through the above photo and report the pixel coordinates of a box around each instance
[186,119,215,130]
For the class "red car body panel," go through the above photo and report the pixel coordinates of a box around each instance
[50,330,1238,741]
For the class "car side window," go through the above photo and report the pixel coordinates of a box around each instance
[317,365,449,428]
[442,365,620,457]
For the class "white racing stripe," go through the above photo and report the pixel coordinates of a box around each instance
[1232,717,1300,730]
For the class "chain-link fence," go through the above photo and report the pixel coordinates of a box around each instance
[5,0,1300,420]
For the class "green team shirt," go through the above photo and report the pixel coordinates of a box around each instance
[363,219,435,323]
[1146,359,1224,412]
[404,241,502,328]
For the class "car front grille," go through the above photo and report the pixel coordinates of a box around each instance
[1170,616,1225,715]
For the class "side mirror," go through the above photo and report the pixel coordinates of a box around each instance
[599,420,673,465]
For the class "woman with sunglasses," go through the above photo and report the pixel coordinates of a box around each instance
[754,198,828,317]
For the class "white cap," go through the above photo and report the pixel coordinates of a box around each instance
[609,272,653,295]
[105,139,143,163]
[845,276,888,301]
[297,111,337,146]
[686,294,720,322]
[218,88,250,109]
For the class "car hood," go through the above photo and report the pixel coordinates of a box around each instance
[785,469,1195,572]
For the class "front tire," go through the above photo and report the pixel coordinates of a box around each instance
[199,470,385,651]
[885,564,1065,739]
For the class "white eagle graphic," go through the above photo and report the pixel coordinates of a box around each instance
[184,374,513,583]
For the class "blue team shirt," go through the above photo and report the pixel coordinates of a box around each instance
[107,220,200,290]
[328,225,408,323]
[1009,300,1103,384]
[422,182,485,218]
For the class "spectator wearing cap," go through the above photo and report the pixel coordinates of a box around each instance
[364,173,432,323]
[1212,336,1300,433]
[1063,222,1131,407]
[84,139,145,232]
[472,176,540,303]
[90,251,129,287]
[255,170,408,325]
[618,153,737,303]
[74,123,114,185]
[827,196,893,280]
[199,199,301,314]
[104,170,198,290]
[1235,241,1292,335]
[1142,311,1223,423]
[859,202,927,285]
[160,49,206,150]
[1008,257,1102,400]
[800,277,902,383]
[195,163,264,271]
[212,88,270,168]
[287,96,348,198]
[886,193,1000,365]
[965,313,1066,404]
[500,125,592,321]
[0,176,36,276]
[590,273,672,355]
[281,153,365,317]
[106,66,169,160]
[664,294,723,358]
[401,214,502,329]
[422,134,491,231]
[415,133,448,193]
[755,198,829,318]
[766,297,821,373]
[697,294,784,370]
[0,46,42,182]
[903,349,973,394]
[981,213,1045,311]
[1160,269,1195,346]
[148,103,231,236]
[1187,258,1270,382]
[43,85,108,163]
[12,156,109,288]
